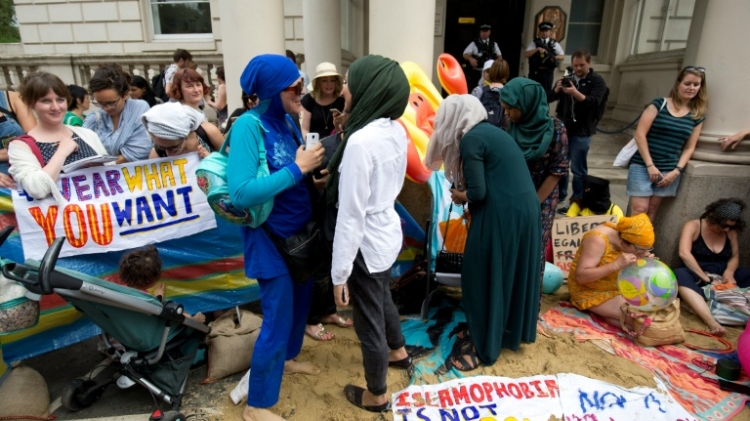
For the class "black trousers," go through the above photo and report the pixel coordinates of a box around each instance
[529,69,554,96]
[348,252,405,396]
[307,268,337,325]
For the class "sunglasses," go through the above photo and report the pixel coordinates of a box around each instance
[683,66,706,74]
[720,221,738,230]
[153,141,186,154]
[283,82,303,96]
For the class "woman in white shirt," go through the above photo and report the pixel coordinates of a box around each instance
[326,55,411,413]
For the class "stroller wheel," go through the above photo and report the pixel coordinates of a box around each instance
[161,411,186,421]
[61,378,105,411]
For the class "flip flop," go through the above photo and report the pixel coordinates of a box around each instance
[344,385,391,413]
[305,323,335,341]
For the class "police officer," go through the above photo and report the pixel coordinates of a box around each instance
[463,24,501,90]
[525,21,564,94]
[548,50,608,213]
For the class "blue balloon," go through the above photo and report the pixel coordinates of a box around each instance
[543,262,564,294]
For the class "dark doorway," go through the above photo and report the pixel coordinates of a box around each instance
[443,0,526,91]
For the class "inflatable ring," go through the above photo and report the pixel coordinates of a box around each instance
[398,119,432,184]
[400,62,442,112]
[437,53,468,95]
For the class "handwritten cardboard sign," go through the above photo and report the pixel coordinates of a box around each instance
[552,215,618,281]
[12,153,216,260]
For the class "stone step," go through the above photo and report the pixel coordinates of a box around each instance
[589,167,628,184]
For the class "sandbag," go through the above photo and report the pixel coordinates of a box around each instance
[0,366,52,420]
[621,299,685,347]
[202,309,262,384]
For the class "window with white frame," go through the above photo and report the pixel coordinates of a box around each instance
[632,0,694,55]
[566,0,605,55]
[150,0,212,37]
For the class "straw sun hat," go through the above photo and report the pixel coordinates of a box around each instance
[307,62,343,92]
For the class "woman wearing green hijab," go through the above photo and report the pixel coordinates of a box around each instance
[327,55,411,413]
[501,78,569,285]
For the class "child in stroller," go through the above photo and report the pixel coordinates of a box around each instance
[2,231,210,421]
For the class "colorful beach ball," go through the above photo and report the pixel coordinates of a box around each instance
[542,262,564,294]
[617,258,677,311]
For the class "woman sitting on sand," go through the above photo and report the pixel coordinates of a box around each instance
[674,198,750,336]
[568,213,655,327]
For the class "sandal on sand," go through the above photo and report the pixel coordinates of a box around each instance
[344,385,391,413]
[305,323,335,341]
[322,314,354,328]
[452,341,481,372]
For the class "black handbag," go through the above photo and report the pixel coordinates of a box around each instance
[434,204,464,274]
[263,220,325,284]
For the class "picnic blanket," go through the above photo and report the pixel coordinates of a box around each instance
[541,304,748,421]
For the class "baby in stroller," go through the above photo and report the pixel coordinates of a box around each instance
[119,245,205,323]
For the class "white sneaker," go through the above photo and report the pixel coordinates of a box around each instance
[230,368,251,405]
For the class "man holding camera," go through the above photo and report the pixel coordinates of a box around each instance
[548,50,608,213]
[525,21,564,95]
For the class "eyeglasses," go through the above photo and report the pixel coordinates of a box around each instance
[282,82,303,96]
[633,245,654,254]
[153,141,186,154]
[683,66,706,74]
[94,96,122,110]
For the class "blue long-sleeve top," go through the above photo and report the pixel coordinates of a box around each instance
[227,109,312,280]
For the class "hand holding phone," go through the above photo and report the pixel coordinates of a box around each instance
[306,132,320,150]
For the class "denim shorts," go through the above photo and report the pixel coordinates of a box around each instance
[626,163,681,197]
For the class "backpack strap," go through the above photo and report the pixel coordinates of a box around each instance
[10,135,44,166]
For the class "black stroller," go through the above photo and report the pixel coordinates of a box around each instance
[2,229,210,421]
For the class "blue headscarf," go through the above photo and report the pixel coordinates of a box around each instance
[240,54,300,121]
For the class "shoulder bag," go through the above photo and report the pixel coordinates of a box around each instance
[195,114,273,227]
[612,98,667,168]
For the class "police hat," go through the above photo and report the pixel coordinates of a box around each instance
[479,24,491,30]
[538,21,553,30]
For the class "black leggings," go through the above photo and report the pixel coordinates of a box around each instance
[675,261,750,295]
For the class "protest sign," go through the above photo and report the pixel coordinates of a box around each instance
[12,153,216,260]
[391,375,563,421]
[391,374,695,421]
[552,215,618,280]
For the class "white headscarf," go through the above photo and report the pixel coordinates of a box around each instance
[141,102,203,141]
[424,95,487,190]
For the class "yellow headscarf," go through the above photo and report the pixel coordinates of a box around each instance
[616,213,655,248]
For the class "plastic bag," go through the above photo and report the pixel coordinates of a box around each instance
[438,217,469,253]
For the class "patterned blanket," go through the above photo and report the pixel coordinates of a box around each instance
[541,305,748,421]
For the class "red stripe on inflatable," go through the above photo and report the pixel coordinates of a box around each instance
[104,256,245,284]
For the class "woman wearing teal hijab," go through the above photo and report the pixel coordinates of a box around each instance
[328,55,411,413]
[501,78,569,286]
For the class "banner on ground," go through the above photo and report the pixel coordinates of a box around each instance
[552,215,618,281]
[12,153,216,260]
[391,373,695,421]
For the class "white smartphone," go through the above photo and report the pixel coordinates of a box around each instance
[306,132,320,150]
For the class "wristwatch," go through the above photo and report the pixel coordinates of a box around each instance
[675,166,685,173]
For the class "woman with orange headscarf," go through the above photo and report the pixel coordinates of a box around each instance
[568,213,655,327]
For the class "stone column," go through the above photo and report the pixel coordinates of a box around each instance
[368,0,436,79]
[219,0,286,112]
[653,0,750,266]
[302,0,341,76]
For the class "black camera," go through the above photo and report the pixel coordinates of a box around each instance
[562,66,576,88]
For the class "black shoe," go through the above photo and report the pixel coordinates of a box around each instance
[388,356,412,369]
[557,206,569,215]
[344,385,392,412]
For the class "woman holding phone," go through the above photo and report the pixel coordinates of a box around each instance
[300,62,345,138]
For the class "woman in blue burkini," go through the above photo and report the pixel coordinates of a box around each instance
[227,54,324,421]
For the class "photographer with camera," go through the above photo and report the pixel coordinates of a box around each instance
[549,50,608,214]
[525,21,564,95]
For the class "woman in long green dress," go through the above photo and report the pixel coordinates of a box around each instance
[425,94,542,371]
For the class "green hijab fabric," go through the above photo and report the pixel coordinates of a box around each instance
[500,78,555,162]
[325,55,410,205]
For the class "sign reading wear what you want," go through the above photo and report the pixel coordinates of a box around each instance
[391,373,696,421]
[12,153,217,260]
[553,215,618,281]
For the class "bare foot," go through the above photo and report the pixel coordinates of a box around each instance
[708,322,727,336]
[284,359,320,375]
[243,406,286,421]
[305,323,335,341]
